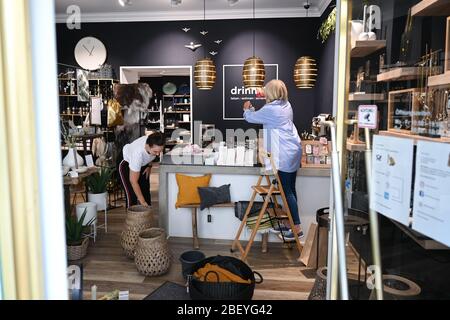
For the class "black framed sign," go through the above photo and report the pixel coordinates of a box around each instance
[222,64,279,120]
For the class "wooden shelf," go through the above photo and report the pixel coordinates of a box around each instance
[88,78,119,81]
[148,110,161,113]
[351,40,386,58]
[164,111,191,114]
[174,103,191,106]
[379,130,450,144]
[60,114,87,117]
[428,72,450,87]
[349,93,386,101]
[377,67,421,82]
[346,140,366,152]
[163,95,190,98]
[178,121,191,124]
[392,221,449,250]
[411,0,450,17]
[59,94,78,97]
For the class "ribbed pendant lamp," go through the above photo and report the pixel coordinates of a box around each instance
[294,2,317,89]
[243,0,265,88]
[294,56,317,89]
[194,0,216,90]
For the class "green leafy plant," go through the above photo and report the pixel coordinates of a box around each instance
[318,7,336,43]
[61,121,77,148]
[85,167,114,194]
[66,208,95,246]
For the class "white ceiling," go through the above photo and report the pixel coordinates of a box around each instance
[55,0,332,23]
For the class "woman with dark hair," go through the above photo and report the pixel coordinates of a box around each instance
[119,131,165,208]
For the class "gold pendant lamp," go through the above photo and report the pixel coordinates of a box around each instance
[195,57,216,90]
[294,56,317,89]
[194,0,216,90]
[294,2,317,89]
[243,0,265,88]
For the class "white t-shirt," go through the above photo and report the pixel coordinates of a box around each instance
[123,136,156,172]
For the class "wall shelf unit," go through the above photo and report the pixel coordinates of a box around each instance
[350,40,386,58]
[349,93,386,101]
[428,73,450,87]
[377,67,421,82]
[411,0,450,17]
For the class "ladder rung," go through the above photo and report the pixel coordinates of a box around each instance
[252,186,281,195]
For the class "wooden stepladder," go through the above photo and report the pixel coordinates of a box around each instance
[231,151,303,261]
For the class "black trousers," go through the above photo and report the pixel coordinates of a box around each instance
[118,160,151,208]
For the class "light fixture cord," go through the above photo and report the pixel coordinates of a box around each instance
[253,0,255,57]
[203,0,206,58]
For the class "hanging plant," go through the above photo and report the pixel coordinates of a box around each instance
[317,7,336,43]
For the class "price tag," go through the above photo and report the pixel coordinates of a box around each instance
[358,105,378,129]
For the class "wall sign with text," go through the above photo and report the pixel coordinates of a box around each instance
[223,64,278,120]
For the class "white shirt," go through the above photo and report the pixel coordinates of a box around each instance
[123,136,156,172]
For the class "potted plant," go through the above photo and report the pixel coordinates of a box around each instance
[86,167,113,212]
[66,208,95,260]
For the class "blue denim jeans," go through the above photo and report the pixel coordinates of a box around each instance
[278,170,301,225]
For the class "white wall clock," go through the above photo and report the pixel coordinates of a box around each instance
[74,37,107,71]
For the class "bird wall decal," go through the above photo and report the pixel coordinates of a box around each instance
[185,42,202,51]
[182,27,191,32]
[209,51,218,56]
[214,40,222,44]
[200,31,209,36]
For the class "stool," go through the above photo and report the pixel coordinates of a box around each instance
[76,202,98,242]
[178,203,235,249]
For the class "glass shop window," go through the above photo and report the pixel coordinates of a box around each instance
[344,0,450,300]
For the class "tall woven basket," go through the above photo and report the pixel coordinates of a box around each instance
[134,228,171,277]
[120,205,153,259]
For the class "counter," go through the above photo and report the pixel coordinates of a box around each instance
[159,155,331,243]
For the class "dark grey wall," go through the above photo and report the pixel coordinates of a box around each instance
[56,17,333,134]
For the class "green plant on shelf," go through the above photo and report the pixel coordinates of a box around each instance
[317,7,336,43]
[66,208,95,246]
[61,121,77,148]
[85,167,114,194]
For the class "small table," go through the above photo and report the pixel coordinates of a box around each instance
[63,167,99,212]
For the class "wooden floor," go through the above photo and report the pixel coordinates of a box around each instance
[77,165,364,300]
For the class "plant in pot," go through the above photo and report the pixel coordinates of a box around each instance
[66,208,95,260]
[85,167,113,212]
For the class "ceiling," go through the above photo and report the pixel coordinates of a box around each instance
[55,0,332,23]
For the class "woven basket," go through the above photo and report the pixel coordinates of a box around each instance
[134,228,171,277]
[120,206,152,259]
[67,237,89,261]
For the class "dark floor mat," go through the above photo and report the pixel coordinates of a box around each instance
[300,269,318,279]
[143,281,191,300]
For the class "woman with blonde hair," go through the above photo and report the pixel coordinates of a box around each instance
[243,79,303,240]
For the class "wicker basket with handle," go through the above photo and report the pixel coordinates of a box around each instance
[67,237,89,261]
[134,228,171,276]
[120,205,153,259]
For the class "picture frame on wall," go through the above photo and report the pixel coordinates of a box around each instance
[77,69,90,102]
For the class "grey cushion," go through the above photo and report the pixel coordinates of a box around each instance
[197,185,231,210]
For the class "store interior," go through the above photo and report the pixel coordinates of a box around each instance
[2,0,448,300]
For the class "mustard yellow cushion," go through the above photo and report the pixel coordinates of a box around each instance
[175,174,212,208]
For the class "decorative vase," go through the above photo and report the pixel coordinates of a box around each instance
[67,237,89,261]
[88,192,108,211]
[120,205,153,259]
[63,147,84,169]
[134,228,171,277]
[350,20,364,47]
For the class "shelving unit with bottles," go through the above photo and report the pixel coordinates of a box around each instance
[162,94,192,151]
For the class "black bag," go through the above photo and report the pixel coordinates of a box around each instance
[234,201,276,221]
[188,256,263,300]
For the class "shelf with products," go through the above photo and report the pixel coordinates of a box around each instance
[411,0,450,17]
[379,130,450,144]
[350,40,386,58]
[349,93,386,101]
